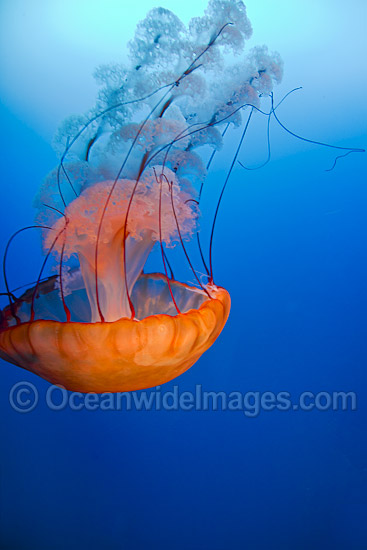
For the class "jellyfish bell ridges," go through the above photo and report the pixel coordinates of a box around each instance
[0,275,231,393]
[0,0,283,391]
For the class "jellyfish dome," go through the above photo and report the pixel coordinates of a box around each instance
[0,0,283,392]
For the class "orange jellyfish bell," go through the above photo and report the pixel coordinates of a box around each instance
[0,275,230,393]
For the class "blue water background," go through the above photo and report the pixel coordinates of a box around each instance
[0,1,366,548]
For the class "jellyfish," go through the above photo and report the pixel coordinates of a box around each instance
[0,1,361,392]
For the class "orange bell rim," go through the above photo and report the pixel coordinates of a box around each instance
[0,274,231,393]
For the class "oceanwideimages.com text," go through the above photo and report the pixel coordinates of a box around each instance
[9,382,357,417]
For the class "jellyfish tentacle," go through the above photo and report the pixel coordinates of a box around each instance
[157,172,180,315]
[269,90,365,170]
[273,87,303,110]
[7,277,55,295]
[158,98,174,118]
[2,225,54,325]
[185,199,199,205]
[0,291,17,302]
[42,203,65,217]
[163,173,211,298]
[163,249,175,280]
[197,122,231,276]
[119,153,152,321]
[85,134,99,162]
[272,107,365,157]
[61,162,78,197]
[237,88,305,172]
[325,151,356,172]
[208,108,254,284]
[181,22,234,80]
[56,160,68,208]
[30,224,67,323]
[202,123,231,196]
[196,233,210,277]
[238,104,272,171]
[55,160,78,207]
[59,236,71,323]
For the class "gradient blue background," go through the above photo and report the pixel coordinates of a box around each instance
[0,1,366,549]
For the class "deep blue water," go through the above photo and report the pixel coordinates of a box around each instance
[1,7,367,549]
